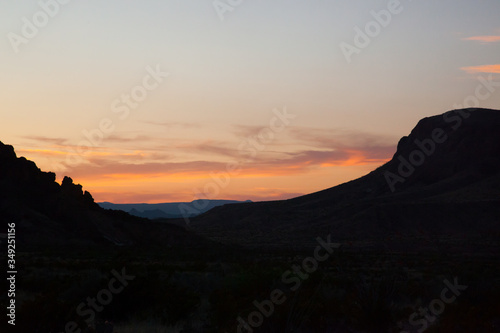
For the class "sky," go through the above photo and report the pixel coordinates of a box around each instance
[1,0,499,203]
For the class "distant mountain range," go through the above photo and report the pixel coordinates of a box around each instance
[98,200,252,219]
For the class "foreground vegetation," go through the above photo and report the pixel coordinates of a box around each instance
[1,244,499,333]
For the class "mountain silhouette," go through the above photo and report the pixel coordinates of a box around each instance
[1,108,499,254]
[98,199,252,219]
[2,108,499,332]
[189,108,500,253]
[0,141,206,250]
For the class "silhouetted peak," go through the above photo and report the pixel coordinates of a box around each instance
[0,141,56,188]
[61,176,83,194]
[0,141,16,161]
[383,108,500,190]
[395,108,500,156]
[60,176,96,205]
[0,142,99,215]
[0,140,205,250]
[83,190,95,204]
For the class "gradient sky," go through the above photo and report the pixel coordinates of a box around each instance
[1,0,499,203]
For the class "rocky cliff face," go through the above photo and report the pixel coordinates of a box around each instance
[0,141,98,213]
[191,108,500,252]
[0,141,205,250]
[381,108,500,192]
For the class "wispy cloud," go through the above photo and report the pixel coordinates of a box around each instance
[463,35,500,43]
[21,134,155,150]
[15,126,398,203]
[142,121,201,129]
[58,127,395,181]
[231,124,271,138]
[287,127,396,159]
[67,159,227,179]
[22,126,396,178]
[104,134,153,143]
[21,135,68,145]
[17,148,70,157]
[461,64,500,74]
[178,142,244,159]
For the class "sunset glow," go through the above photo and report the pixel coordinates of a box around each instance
[461,64,500,74]
[1,1,499,203]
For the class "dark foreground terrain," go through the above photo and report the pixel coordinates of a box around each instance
[1,108,500,332]
[6,246,499,332]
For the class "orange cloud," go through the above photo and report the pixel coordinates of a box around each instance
[64,147,391,180]
[17,148,69,156]
[15,126,397,203]
[463,36,500,43]
[461,64,500,74]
